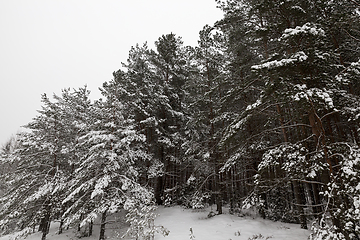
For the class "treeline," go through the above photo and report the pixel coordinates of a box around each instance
[1,1,360,240]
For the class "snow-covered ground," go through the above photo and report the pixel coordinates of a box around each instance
[0,206,311,240]
[154,206,310,240]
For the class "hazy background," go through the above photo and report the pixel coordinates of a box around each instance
[0,0,223,146]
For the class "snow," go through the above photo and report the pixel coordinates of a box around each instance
[0,206,311,240]
[292,87,335,109]
[307,170,316,178]
[251,51,308,70]
[154,206,310,240]
[291,6,306,14]
[91,175,111,199]
[246,99,262,111]
[282,23,325,39]
[0,212,130,240]
[186,175,196,185]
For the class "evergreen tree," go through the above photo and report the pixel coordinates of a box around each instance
[182,25,230,212]
[0,90,83,239]
[0,136,18,197]
[217,0,360,237]
[113,35,190,206]
[1,2,359,239]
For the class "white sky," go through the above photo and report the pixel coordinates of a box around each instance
[0,0,223,146]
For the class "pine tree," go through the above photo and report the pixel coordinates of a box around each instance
[61,80,159,240]
[216,0,360,237]
[182,25,230,212]
[113,35,191,206]
[0,136,18,197]
[0,90,83,239]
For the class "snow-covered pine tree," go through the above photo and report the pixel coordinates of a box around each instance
[51,87,92,234]
[150,33,189,205]
[113,36,190,206]
[182,25,230,212]
[0,90,83,240]
[0,136,18,198]
[111,44,167,204]
[62,79,161,240]
[217,0,360,238]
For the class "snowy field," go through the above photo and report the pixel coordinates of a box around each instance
[0,206,311,240]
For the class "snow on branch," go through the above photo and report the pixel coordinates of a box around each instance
[281,22,325,39]
[251,51,308,70]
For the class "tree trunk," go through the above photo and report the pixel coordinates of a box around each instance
[308,109,333,176]
[312,183,322,217]
[41,205,51,240]
[88,220,93,237]
[228,169,235,212]
[259,193,267,219]
[58,205,65,234]
[99,210,107,240]
[58,218,64,234]
[155,176,164,205]
[38,217,45,232]
[304,182,313,213]
[77,214,83,232]
[293,181,307,229]
[276,104,288,142]
[215,158,222,214]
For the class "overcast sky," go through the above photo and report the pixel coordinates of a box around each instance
[0,0,223,146]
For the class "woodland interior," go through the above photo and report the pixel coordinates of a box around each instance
[1,1,360,240]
